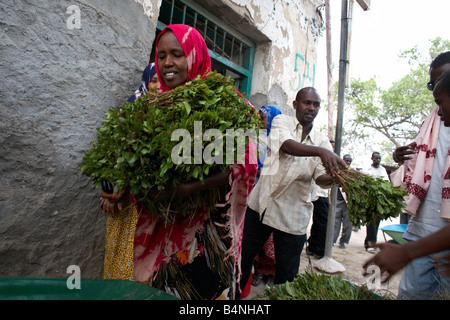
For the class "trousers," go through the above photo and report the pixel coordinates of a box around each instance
[307,196,329,257]
[333,198,352,244]
[398,249,450,299]
[364,218,380,249]
[240,207,306,291]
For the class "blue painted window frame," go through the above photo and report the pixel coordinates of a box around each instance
[157,0,255,95]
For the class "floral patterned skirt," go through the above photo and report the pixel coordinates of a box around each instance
[103,200,138,282]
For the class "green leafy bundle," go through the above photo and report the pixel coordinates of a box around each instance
[80,71,260,221]
[334,168,408,228]
[265,269,383,300]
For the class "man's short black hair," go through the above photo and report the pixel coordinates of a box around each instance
[295,87,318,101]
[430,51,450,70]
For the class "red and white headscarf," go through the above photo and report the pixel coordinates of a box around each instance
[155,24,211,93]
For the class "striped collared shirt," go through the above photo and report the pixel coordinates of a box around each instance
[248,114,333,235]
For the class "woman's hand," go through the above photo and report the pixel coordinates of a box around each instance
[100,189,126,215]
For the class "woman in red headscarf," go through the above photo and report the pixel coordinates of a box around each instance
[102,24,257,300]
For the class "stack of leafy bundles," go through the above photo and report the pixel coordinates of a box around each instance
[81,72,260,221]
[265,269,386,300]
[334,168,408,228]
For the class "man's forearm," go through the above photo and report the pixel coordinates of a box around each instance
[280,139,322,157]
[279,139,345,177]
[404,224,450,261]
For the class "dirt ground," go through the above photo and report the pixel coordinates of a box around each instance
[244,219,404,300]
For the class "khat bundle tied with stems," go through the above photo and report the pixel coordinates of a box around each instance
[80,71,260,222]
[334,168,408,228]
[265,269,386,300]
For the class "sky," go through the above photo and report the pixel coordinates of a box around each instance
[314,0,450,166]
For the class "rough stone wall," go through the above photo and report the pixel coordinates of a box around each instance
[0,0,155,278]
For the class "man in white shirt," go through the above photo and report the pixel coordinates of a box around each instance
[239,87,346,291]
[363,152,390,251]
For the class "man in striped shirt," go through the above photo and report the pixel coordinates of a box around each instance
[239,87,346,291]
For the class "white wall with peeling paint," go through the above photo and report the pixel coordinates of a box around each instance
[231,0,323,115]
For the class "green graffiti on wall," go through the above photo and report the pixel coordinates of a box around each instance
[290,53,316,91]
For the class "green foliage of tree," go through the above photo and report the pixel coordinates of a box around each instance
[342,37,450,155]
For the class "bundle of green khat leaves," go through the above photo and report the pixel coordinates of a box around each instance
[265,269,384,300]
[80,71,260,221]
[334,168,408,228]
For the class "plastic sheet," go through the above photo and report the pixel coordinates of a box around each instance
[0,278,178,300]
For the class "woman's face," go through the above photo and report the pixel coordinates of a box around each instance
[157,31,188,89]
[148,73,161,92]
[259,111,269,129]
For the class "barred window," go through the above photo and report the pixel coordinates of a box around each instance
[156,0,255,94]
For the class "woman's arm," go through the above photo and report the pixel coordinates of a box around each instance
[176,168,230,197]
[151,168,231,201]
[100,169,231,214]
